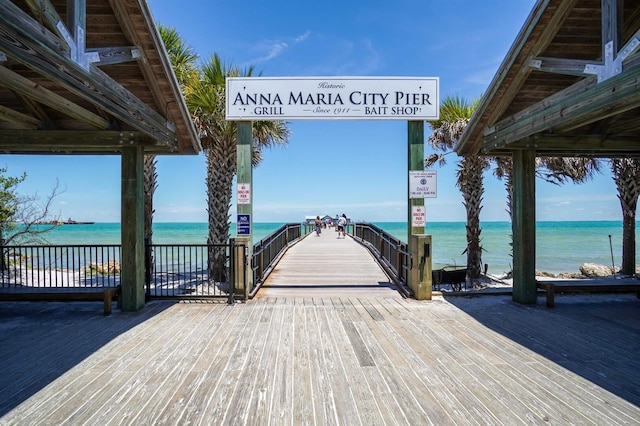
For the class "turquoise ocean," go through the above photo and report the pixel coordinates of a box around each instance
[34,221,638,276]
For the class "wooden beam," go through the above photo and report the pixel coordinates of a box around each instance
[17,94,55,128]
[0,65,110,129]
[121,146,146,311]
[512,149,537,304]
[528,57,593,77]
[0,104,42,128]
[23,0,65,37]
[498,134,640,154]
[483,65,640,148]
[66,0,91,69]
[108,0,200,154]
[601,0,623,55]
[0,130,161,153]
[0,1,177,146]
[106,0,171,132]
[88,46,141,66]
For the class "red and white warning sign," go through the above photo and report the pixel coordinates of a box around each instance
[411,205,426,227]
[237,183,251,205]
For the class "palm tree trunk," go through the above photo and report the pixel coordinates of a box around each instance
[611,158,639,275]
[144,155,157,289]
[457,156,487,279]
[206,138,236,283]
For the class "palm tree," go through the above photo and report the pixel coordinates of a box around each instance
[610,158,640,276]
[158,25,199,88]
[186,54,290,282]
[427,95,488,280]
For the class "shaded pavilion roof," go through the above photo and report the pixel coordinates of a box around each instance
[0,0,201,155]
[456,0,640,158]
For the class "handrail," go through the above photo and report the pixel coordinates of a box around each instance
[353,222,411,295]
[0,244,122,288]
[249,223,305,297]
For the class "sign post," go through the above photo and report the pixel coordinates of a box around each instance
[236,121,253,293]
[408,121,425,236]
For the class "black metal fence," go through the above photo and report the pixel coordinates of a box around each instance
[353,222,410,285]
[0,223,301,301]
[250,223,303,296]
[0,242,242,300]
[146,243,238,299]
[0,244,121,288]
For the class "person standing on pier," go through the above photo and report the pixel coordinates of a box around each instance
[337,214,347,238]
[314,216,322,236]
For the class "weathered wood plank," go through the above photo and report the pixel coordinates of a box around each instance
[244,297,285,425]
[184,300,266,424]
[2,293,640,424]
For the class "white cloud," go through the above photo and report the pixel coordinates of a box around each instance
[250,31,311,64]
[295,31,311,43]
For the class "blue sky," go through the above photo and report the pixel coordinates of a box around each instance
[2,0,626,223]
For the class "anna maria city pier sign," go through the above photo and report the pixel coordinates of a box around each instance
[226,77,439,120]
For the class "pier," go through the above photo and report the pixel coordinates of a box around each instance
[1,231,639,424]
[258,227,400,298]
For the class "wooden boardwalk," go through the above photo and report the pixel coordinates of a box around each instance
[1,233,639,425]
[258,230,399,298]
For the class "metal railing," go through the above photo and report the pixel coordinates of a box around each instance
[146,243,238,299]
[0,224,304,301]
[353,222,410,286]
[0,242,242,301]
[250,223,303,296]
[0,244,121,288]
[0,222,407,303]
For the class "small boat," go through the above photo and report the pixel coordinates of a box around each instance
[63,218,95,225]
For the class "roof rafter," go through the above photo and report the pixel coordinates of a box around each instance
[529,0,640,82]
[0,65,110,129]
[0,0,177,146]
[483,64,640,149]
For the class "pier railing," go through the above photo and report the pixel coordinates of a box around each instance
[0,242,242,300]
[354,222,410,286]
[0,244,122,288]
[250,223,303,296]
[0,223,303,301]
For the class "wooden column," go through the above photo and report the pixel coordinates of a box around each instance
[121,146,145,311]
[407,121,429,297]
[512,149,537,304]
[407,121,425,236]
[236,121,253,293]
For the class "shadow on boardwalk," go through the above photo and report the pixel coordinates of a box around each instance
[445,293,640,407]
[0,301,177,417]
[0,294,638,424]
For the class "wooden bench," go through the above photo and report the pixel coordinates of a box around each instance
[432,267,468,291]
[536,281,640,307]
[0,286,121,315]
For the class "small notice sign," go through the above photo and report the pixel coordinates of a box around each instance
[237,183,251,205]
[237,214,251,235]
[409,171,437,198]
[411,206,426,227]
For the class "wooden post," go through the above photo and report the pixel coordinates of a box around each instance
[512,149,537,304]
[409,235,432,300]
[407,121,425,236]
[237,121,253,293]
[121,146,146,311]
[407,121,430,297]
